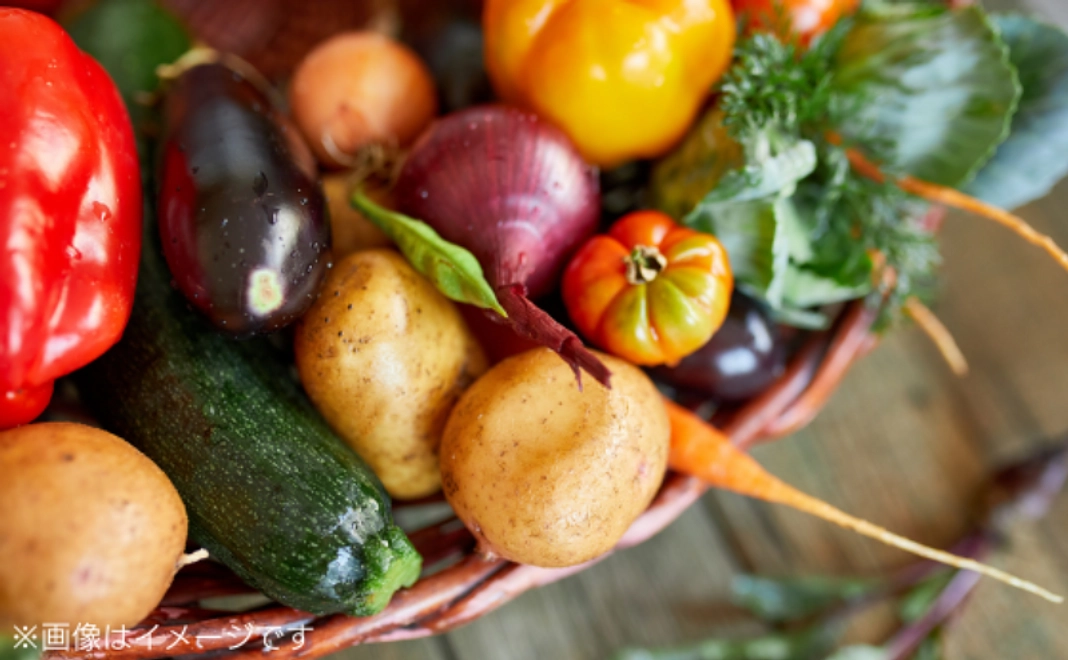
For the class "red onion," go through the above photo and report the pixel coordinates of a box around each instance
[394,105,610,385]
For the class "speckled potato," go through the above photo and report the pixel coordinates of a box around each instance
[0,423,188,628]
[440,349,670,567]
[294,249,488,499]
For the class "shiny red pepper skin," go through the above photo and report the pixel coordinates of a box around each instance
[0,8,142,427]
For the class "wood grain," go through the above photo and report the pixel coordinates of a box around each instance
[336,0,1068,657]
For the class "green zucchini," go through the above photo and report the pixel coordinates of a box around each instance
[74,0,421,617]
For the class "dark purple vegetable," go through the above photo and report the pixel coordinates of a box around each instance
[394,105,610,385]
[157,62,329,336]
[654,292,786,402]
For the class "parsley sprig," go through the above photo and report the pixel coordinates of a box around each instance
[714,26,940,327]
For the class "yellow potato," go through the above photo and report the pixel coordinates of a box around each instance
[295,249,488,499]
[440,349,670,567]
[321,173,392,259]
[0,423,188,628]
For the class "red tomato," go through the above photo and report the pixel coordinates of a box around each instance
[562,211,733,367]
[732,0,859,44]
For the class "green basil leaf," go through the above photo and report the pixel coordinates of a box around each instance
[351,189,507,317]
[731,574,881,623]
[965,14,1068,209]
[831,4,1020,187]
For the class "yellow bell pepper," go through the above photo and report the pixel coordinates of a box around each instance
[483,0,736,167]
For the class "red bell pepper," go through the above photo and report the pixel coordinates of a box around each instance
[0,8,141,427]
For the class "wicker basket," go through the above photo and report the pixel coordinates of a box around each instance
[42,1,943,657]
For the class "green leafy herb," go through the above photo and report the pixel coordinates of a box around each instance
[351,189,507,317]
[731,573,881,623]
[718,29,845,143]
[831,4,1020,187]
[793,145,941,327]
[966,14,1068,209]
[652,0,1018,328]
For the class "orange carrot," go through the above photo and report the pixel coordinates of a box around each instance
[841,146,1068,275]
[664,398,1062,603]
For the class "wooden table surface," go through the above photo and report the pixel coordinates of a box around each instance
[341,1,1068,657]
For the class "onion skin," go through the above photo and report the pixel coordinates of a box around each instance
[394,105,610,385]
[289,31,438,168]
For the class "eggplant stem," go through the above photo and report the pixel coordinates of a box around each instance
[156,45,285,110]
[903,297,969,376]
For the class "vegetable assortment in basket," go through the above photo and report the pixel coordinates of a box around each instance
[3,0,1068,656]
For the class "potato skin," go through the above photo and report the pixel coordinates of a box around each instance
[294,249,487,499]
[0,423,188,628]
[440,349,670,567]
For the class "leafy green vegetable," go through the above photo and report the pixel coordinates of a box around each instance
[351,189,507,317]
[831,3,1020,187]
[966,14,1068,209]
[686,198,790,307]
[719,29,847,142]
[793,147,940,328]
[655,0,1003,329]
[731,573,881,623]
[699,138,818,206]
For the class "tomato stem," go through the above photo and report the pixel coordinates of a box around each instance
[625,245,667,285]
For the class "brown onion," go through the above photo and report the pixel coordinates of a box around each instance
[289,31,438,168]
